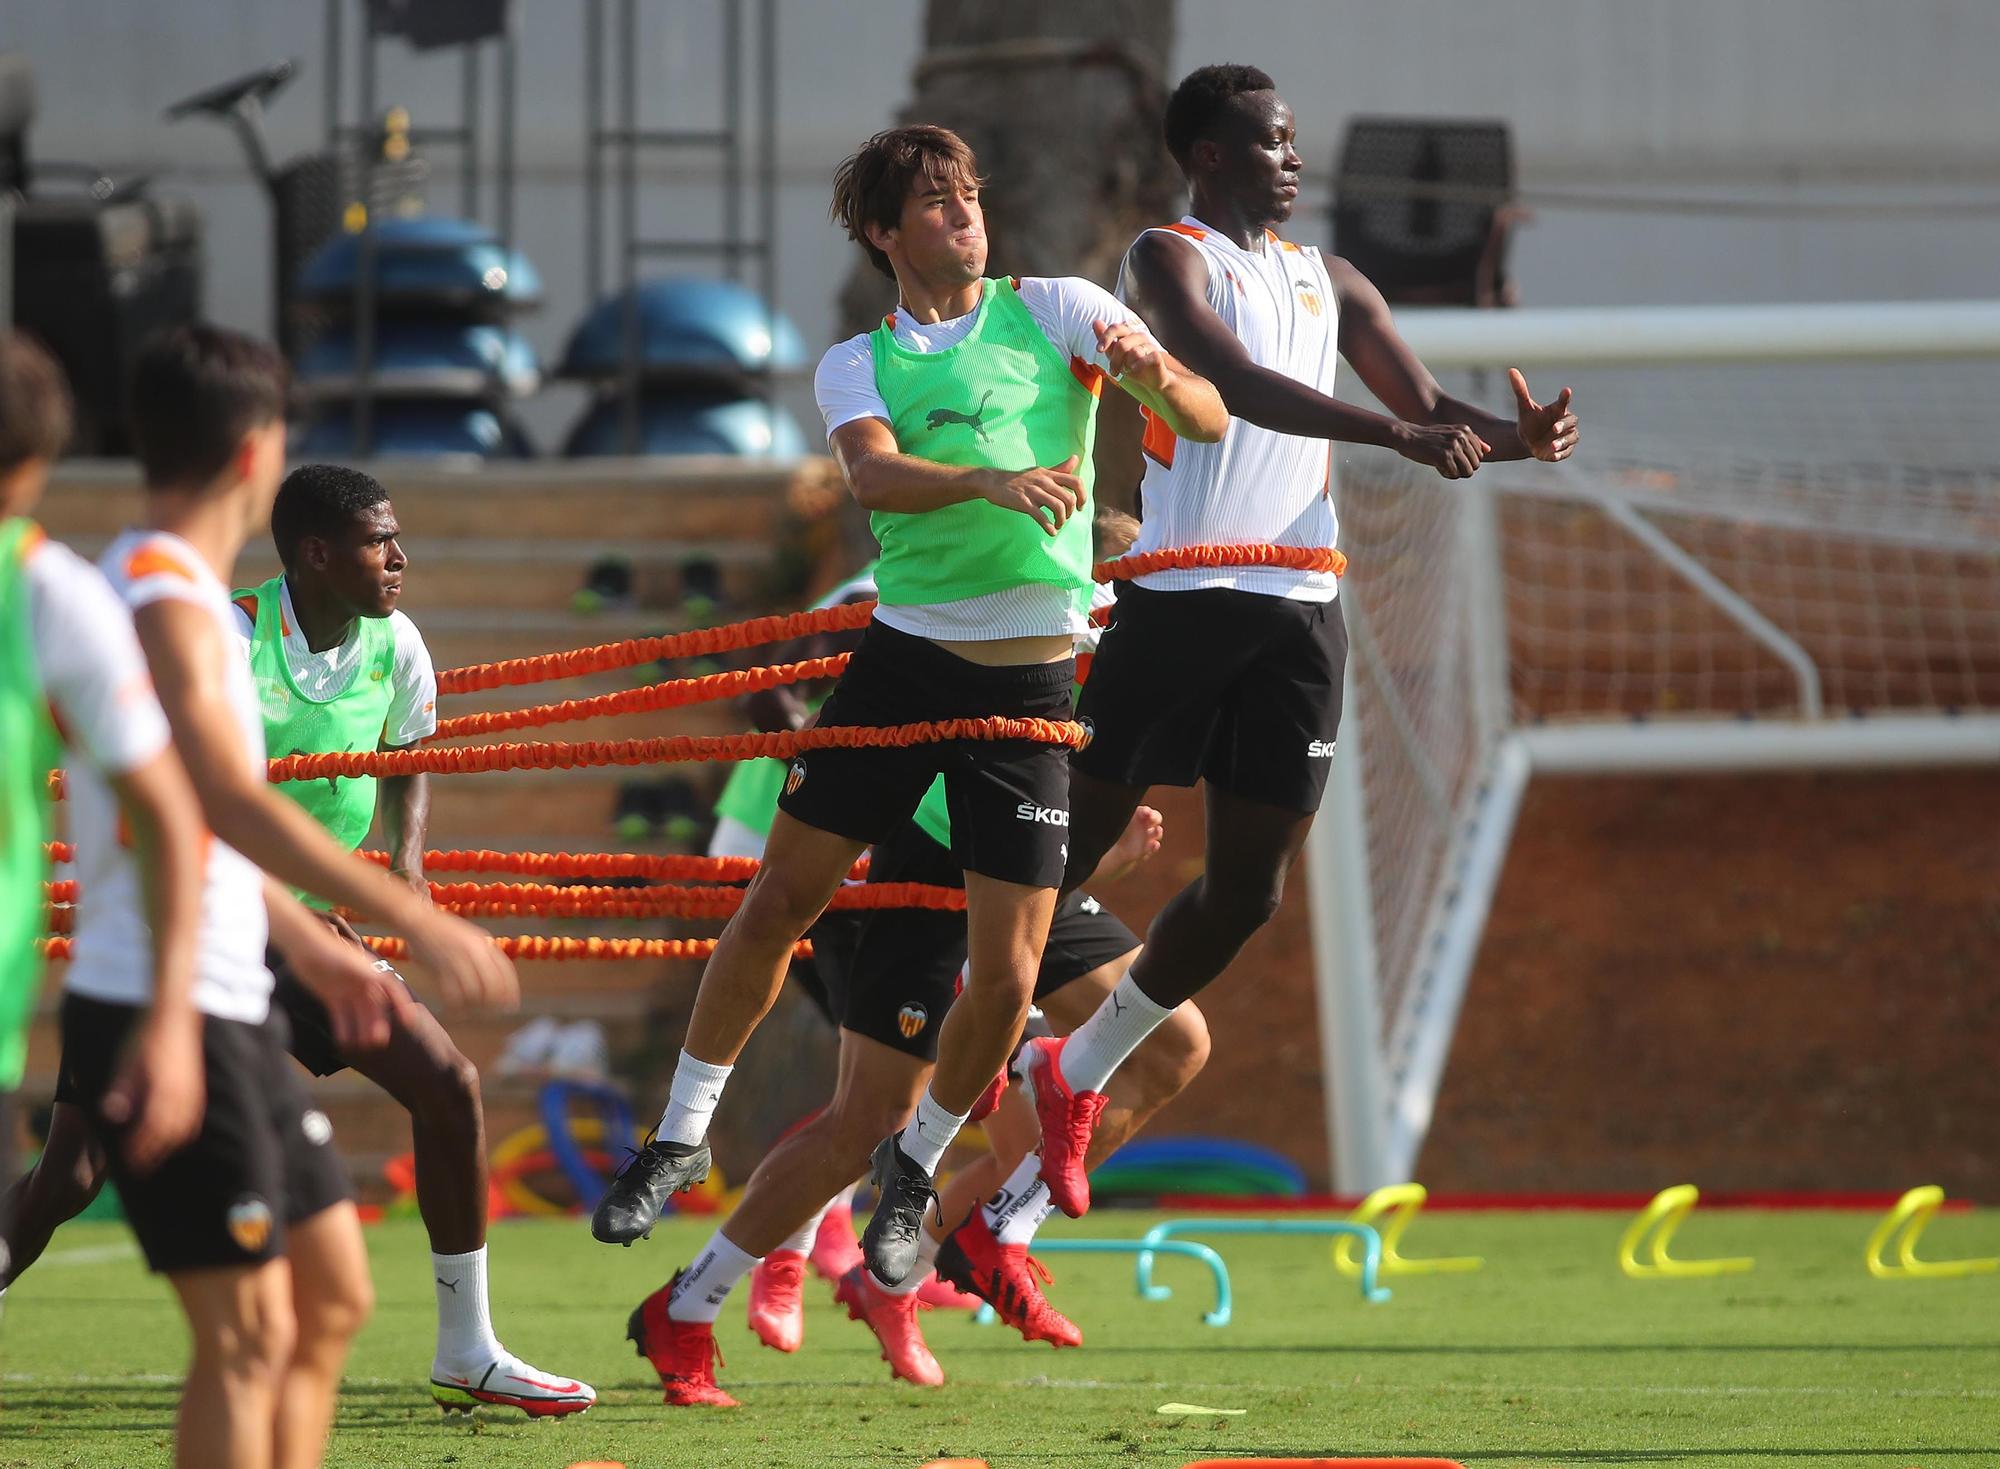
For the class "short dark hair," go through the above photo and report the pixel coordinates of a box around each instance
[1164,64,1278,167]
[0,332,74,472]
[271,463,389,568]
[128,324,289,488]
[830,125,986,280]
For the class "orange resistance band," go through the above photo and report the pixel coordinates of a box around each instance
[35,935,812,963]
[357,848,869,882]
[432,654,852,741]
[268,715,1088,784]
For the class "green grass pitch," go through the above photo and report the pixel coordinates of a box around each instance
[2,1209,1994,1467]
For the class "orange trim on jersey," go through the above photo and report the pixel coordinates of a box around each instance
[16,524,46,560]
[1068,355,1106,397]
[1010,276,1021,290]
[1140,405,1177,469]
[123,542,199,585]
[1161,223,1208,240]
[883,312,897,329]
[232,593,259,624]
[1266,229,1302,252]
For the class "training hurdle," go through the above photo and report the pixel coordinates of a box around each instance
[1137,1219,1390,1308]
[1618,1185,1755,1278]
[973,1239,1234,1327]
[1333,1183,1483,1278]
[1865,1186,2000,1279]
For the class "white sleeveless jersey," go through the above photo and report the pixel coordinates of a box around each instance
[64,531,273,1023]
[1117,218,1341,601]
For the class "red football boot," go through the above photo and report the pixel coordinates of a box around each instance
[746,1249,807,1352]
[626,1275,741,1407]
[1019,1036,1107,1217]
[935,1210,1083,1349]
[832,1265,944,1386]
[810,1200,865,1283]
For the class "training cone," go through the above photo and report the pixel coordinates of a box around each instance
[1618,1185,1754,1279]
[1864,1186,2000,1280]
[1334,1182,1483,1277]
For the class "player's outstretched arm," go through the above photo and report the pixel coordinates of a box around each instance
[830,417,1085,537]
[1330,257,1579,465]
[1124,232,1491,480]
[98,749,207,1173]
[132,599,519,1012]
[1094,320,1227,443]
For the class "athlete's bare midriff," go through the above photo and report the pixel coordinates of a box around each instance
[928,632,1074,666]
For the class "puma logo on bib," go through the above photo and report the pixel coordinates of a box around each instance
[925,388,994,443]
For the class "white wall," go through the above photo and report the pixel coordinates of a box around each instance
[9,0,1999,444]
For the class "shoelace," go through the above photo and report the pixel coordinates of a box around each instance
[1061,1089,1109,1158]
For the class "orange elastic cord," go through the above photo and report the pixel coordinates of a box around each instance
[414,879,966,920]
[1093,543,1347,581]
[45,880,76,903]
[47,770,65,801]
[45,906,73,935]
[359,935,815,962]
[432,654,851,741]
[268,716,1088,783]
[38,938,71,960]
[435,600,877,695]
[358,847,869,882]
[46,842,73,863]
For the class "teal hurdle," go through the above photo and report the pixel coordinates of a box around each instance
[1136,1219,1392,1305]
[971,1237,1235,1327]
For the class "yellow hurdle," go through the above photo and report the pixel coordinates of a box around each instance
[1332,1183,1484,1278]
[1864,1186,2000,1280]
[1618,1184,1754,1279]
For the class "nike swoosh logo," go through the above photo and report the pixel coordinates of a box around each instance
[506,1373,581,1394]
[440,1373,469,1386]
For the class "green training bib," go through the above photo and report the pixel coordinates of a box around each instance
[241,576,397,903]
[0,520,60,1087]
[868,277,1096,614]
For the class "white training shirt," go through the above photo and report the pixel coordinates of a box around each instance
[814,275,1149,641]
[64,531,274,1023]
[24,537,171,782]
[231,578,439,748]
[1117,219,1342,601]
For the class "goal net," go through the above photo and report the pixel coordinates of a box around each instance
[1308,302,2000,1189]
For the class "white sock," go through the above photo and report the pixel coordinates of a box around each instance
[826,1181,857,1214]
[657,1050,733,1148]
[776,1197,834,1256]
[898,1087,969,1175]
[874,1224,943,1296]
[1058,974,1174,1093]
[982,1154,1058,1247]
[667,1232,760,1324]
[431,1247,503,1366]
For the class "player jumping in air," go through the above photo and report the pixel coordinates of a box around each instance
[590,125,1225,1294]
[1036,65,1580,1209]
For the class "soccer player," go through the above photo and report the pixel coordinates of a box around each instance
[64,324,514,1468]
[1038,65,1581,1210]
[1,464,593,1417]
[592,124,1226,1286]
[0,331,207,1281]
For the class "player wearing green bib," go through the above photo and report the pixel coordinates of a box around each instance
[602,123,1225,1403]
[0,334,207,1280]
[4,463,591,1418]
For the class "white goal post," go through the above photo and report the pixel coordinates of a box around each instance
[1309,300,2000,1191]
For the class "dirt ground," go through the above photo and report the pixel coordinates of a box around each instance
[1137,769,2000,1200]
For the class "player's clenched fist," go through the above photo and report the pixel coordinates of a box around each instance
[1093,319,1171,390]
[1392,420,1490,480]
[978,455,1085,535]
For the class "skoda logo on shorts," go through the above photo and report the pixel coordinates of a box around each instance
[302,1109,333,1147]
[227,1196,273,1254]
[784,757,807,796]
[897,1002,929,1039]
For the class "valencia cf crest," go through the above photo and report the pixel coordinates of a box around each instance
[227,1196,274,1254]
[896,1002,929,1039]
[784,758,807,796]
[1294,278,1324,316]
[1076,715,1095,750]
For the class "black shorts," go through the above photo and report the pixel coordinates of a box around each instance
[811,821,1141,1063]
[1075,584,1349,813]
[57,993,352,1274]
[268,943,412,1077]
[777,619,1075,889]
